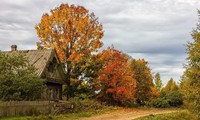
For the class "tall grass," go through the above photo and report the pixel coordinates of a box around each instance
[134,110,198,120]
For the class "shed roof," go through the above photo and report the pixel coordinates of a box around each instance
[4,49,54,76]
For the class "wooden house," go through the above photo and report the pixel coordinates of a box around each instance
[5,45,65,100]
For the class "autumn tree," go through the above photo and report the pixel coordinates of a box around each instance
[35,3,104,99]
[154,72,163,92]
[162,78,178,94]
[180,72,195,110]
[181,10,200,117]
[131,59,156,104]
[160,78,183,107]
[95,47,136,105]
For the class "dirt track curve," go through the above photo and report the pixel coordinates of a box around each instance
[79,108,178,120]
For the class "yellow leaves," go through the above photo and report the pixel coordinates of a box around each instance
[55,47,65,62]
[162,78,178,94]
[67,52,84,62]
[50,43,56,48]
[35,3,104,64]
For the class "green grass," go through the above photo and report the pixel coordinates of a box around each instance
[0,112,93,120]
[0,99,113,120]
[134,110,198,120]
[0,106,113,120]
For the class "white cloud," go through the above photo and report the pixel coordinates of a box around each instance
[0,0,199,85]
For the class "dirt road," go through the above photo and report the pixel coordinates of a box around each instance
[80,108,178,120]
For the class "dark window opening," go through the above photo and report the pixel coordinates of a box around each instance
[48,62,53,72]
[53,57,57,63]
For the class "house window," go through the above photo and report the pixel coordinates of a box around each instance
[56,89,59,99]
[48,62,53,72]
[53,57,57,63]
[49,88,53,100]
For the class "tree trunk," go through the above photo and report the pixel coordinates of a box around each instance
[66,61,71,101]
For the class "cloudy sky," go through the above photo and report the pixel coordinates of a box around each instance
[0,0,200,85]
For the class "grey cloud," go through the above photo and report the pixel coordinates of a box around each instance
[0,0,199,84]
[128,52,186,84]
[127,45,185,54]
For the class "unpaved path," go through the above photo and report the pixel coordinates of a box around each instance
[79,108,178,120]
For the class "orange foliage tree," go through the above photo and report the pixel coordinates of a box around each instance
[131,59,159,104]
[35,3,104,99]
[95,47,136,105]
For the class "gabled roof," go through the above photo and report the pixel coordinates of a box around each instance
[4,49,56,76]
[3,45,65,84]
[21,49,54,76]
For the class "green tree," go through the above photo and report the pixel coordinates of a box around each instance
[161,78,183,107]
[0,52,45,101]
[154,72,163,92]
[181,10,200,117]
[150,78,183,108]
[131,59,155,105]
[63,54,103,99]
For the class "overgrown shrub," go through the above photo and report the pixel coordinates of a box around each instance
[166,92,183,107]
[69,98,107,113]
[148,98,170,108]
[0,53,45,101]
[148,92,183,108]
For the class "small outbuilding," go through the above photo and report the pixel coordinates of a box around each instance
[5,45,65,100]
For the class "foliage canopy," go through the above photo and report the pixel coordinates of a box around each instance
[154,72,163,92]
[35,3,104,99]
[181,10,200,117]
[95,47,136,105]
[131,59,159,104]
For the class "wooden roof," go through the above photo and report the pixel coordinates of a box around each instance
[4,49,56,76]
[21,49,53,76]
[3,46,65,84]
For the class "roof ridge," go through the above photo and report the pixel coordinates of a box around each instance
[2,49,53,53]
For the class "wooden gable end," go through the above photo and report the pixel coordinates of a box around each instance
[41,51,65,84]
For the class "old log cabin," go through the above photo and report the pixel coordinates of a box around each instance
[4,45,65,100]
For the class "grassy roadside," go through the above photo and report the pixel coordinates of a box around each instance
[0,106,114,120]
[0,106,184,120]
[0,112,95,120]
[134,110,198,120]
